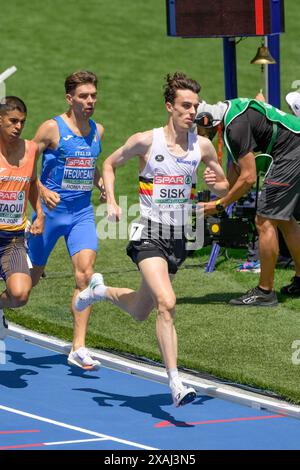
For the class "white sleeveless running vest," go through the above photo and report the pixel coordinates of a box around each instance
[138,127,201,226]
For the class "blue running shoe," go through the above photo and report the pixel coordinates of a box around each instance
[237,261,261,273]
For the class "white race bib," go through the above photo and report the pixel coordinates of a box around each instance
[153,174,192,210]
[0,190,25,226]
[61,157,96,191]
[129,223,145,241]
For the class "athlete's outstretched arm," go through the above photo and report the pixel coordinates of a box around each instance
[200,136,229,197]
[202,151,257,216]
[93,123,106,201]
[94,166,106,201]
[102,131,152,221]
[28,160,44,235]
[33,120,61,209]
[218,152,257,207]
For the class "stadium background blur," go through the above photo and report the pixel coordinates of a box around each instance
[2,0,300,403]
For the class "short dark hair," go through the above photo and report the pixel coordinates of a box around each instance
[65,70,98,94]
[0,96,27,115]
[164,72,201,104]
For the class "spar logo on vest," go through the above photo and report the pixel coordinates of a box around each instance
[153,174,192,209]
[61,155,96,191]
[0,190,25,225]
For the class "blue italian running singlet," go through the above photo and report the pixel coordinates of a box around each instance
[28,116,102,266]
[40,116,101,203]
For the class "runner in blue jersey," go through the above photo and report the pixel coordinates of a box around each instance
[28,71,105,369]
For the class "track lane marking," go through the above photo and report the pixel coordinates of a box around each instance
[155,414,287,427]
[0,404,157,450]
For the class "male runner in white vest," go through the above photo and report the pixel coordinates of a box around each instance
[74,72,228,407]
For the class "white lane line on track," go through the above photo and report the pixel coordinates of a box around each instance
[0,438,108,450]
[45,437,108,446]
[0,404,157,450]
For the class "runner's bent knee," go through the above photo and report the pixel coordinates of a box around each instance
[75,267,94,281]
[75,268,94,290]
[156,294,176,314]
[8,287,31,307]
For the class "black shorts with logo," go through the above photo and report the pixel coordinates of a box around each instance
[126,219,187,275]
[257,146,300,220]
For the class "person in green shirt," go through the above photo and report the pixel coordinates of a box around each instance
[196,97,300,306]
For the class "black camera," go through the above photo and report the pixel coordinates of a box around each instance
[197,191,256,248]
[231,192,257,220]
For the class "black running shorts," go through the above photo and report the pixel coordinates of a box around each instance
[257,146,300,220]
[126,220,187,275]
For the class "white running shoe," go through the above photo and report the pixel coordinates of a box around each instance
[0,309,8,340]
[75,273,106,312]
[67,347,101,370]
[171,379,197,407]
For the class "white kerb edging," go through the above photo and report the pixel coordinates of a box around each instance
[7,323,300,420]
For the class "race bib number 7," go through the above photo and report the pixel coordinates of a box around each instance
[129,223,145,241]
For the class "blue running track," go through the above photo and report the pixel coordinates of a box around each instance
[1,336,300,451]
